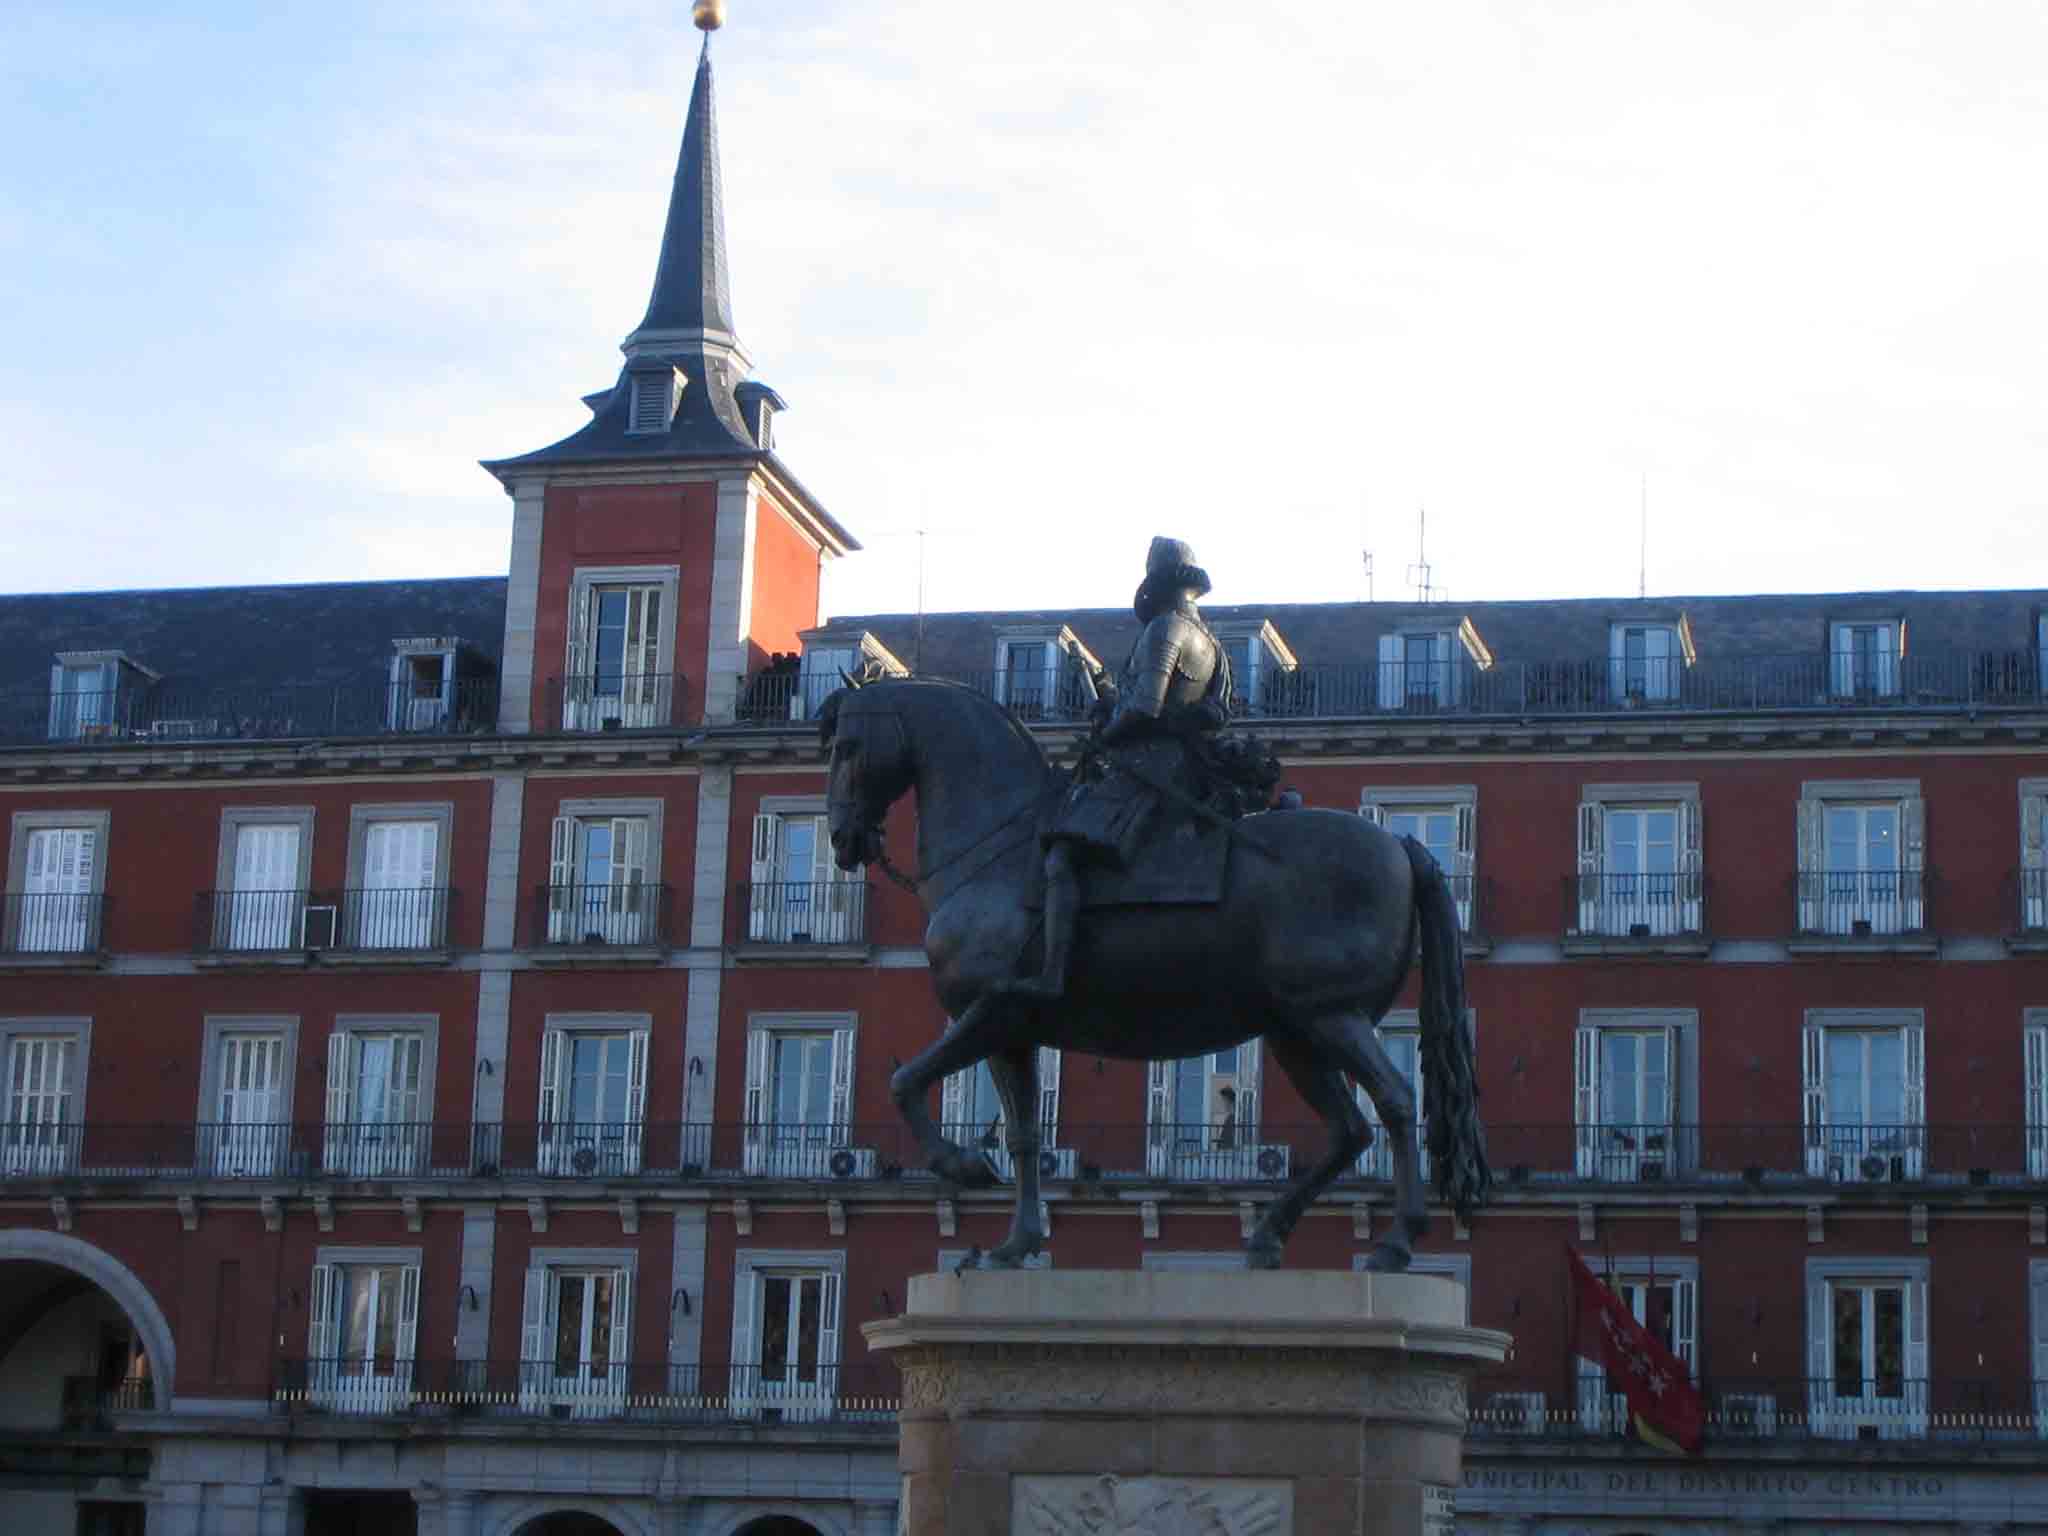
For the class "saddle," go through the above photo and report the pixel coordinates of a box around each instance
[1028,795,1234,909]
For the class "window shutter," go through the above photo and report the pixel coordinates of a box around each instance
[1375,634,1401,711]
[1573,1026,1598,1177]
[1358,799,1386,828]
[308,1263,337,1369]
[810,815,834,885]
[625,1031,649,1175]
[397,1265,421,1374]
[828,1024,856,1145]
[2034,1270,2048,1421]
[1673,1277,1698,1377]
[548,816,575,941]
[1146,1059,1172,1172]
[1576,802,1602,933]
[324,1030,353,1170]
[520,1266,548,1390]
[729,1263,759,1378]
[1878,621,1901,696]
[47,662,66,738]
[537,1029,561,1139]
[1659,1022,1679,1139]
[1608,624,1629,699]
[817,1270,844,1378]
[610,1267,634,1370]
[743,1029,770,1171]
[1038,1046,1062,1139]
[939,1063,966,1133]
[1453,802,1477,931]
[1678,798,1703,922]
[566,588,592,684]
[1803,1021,1828,1178]
[1239,1042,1263,1144]
[71,828,96,898]
[1807,1277,1831,1392]
[1796,799,1824,931]
[612,816,648,917]
[750,815,776,884]
[1902,1020,1926,1179]
[1829,622,1852,697]
[1905,1276,1928,1390]
[2026,1026,2047,1180]
[2024,795,2047,930]
[1901,796,1927,929]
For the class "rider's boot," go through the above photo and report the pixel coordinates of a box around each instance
[1001,843,1078,1000]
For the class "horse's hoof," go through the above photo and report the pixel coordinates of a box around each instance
[1360,1241,1412,1273]
[1244,1240,1284,1271]
[933,1148,1001,1190]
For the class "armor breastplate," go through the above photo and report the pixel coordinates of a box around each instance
[1119,610,1219,717]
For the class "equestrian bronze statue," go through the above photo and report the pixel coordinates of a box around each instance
[819,539,1489,1271]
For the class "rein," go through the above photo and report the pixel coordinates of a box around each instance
[862,789,1045,903]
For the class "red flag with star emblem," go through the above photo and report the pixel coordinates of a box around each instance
[1569,1246,1704,1454]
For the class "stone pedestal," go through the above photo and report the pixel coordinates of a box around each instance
[863,1269,1510,1536]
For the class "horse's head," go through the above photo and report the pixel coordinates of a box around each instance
[817,668,914,873]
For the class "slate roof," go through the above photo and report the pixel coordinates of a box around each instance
[0,577,508,697]
[822,589,2048,681]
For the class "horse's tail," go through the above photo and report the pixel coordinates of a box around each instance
[1403,835,1491,1218]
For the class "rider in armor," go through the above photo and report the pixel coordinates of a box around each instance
[999,537,1229,1002]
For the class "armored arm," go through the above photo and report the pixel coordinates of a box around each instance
[1101,615,1194,743]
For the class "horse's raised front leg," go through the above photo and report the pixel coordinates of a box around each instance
[1306,1010,1428,1271]
[982,1046,1044,1268]
[1249,1028,1371,1269]
[888,994,1017,1190]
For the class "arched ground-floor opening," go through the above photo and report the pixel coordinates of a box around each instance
[305,1491,419,1536]
[0,1256,153,1433]
[513,1515,627,1536]
[732,1519,826,1536]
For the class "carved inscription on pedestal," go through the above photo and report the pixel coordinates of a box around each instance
[1014,1474,1291,1536]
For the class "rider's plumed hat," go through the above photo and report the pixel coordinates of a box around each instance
[1136,536,1212,605]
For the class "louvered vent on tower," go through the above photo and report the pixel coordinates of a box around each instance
[628,369,682,435]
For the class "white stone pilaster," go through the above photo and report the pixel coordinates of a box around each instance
[472,773,524,1128]
[690,766,733,949]
[455,1204,497,1361]
[497,479,548,731]
[145,1483,205,1536]
[669,1205,709,1378]
[702,475,760,722]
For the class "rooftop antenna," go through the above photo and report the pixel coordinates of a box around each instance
[1362,547,1375,603]
[915,526,928,673]
[1406,507,1449,604]
[1638,472,1648,600]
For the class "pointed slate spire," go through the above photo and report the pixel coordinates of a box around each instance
[626,37,743,363]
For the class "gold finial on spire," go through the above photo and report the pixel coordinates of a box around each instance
[693,0,726,30]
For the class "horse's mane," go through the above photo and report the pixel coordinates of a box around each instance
[818,675,1051,771]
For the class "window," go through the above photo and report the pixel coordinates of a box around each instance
[2021,780,2046,932]
[197,1017,297,1177]
[344,804,453,950]
[562,566,679,731]
[1208,621,1296,718]
[2,1025,84,1176]
[743,1016,862,1177]
[747,805,861,944]
[729,1249,844,1420]
[46,653,148,741]
[1608,621,1690,703]
[307,1252,420,1414]
[1356,1017,1424,1182]
[1352,1252,1472,1321]
[940,1048,1068,1179]
[1140,1252,1248,1272]
[1803,1011,1924,1182]
[1575,1259,1697,1435]
[537,1021,649,1177]
[520,1248,635,1416]
[6,811,109,955]
[1146,1045,1284,1181]
[1575,1010,1693,1182]
[385,639,467,733]
[545,802,660,946]
[1374,619,1488,711]
[1572,786,1702,940]
[1796,782,1926,938]
[993,629,1096,721]
[2028,1014,2047,1181]
[1362,788,1477,932]
[1806,1259,1927,1439]
[212,808,315,952]
[790,632,906,721]
[2031,1260,2048,1439]
[324,1020,435,1177]
[1829,620,1902,699]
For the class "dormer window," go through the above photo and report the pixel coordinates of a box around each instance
[1209,620,1297,719]
[793,629,907,720]
[388,638,455,732]
[993,627,1099,723]
[735,381,785,453]
[1830,619,1903,699]
[626,368,683,435]
[47,651,156,742]
[1609,616,1694,704]
[1374,618,1489,712]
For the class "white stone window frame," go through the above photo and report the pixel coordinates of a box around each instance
[625,365,685,436]
[307,1243,424,1409]
[1827,616,1905,699]
[1796,778,1926,938]
[1573,1008,1698,1182]
[1140,1251,1248,1273]
[729,1246,847,1417]
[2019,777,2047,934]
[564,563,682,709]
[536,1012,652,1177]
[746,795,861,945]
[2025,1009,2047,1182]
[742,1012,864,1177]
[1374,617,1491,710]
[1350,1008,1470,1183]
[1572,781,1703,940]
[520,1245,640,1413]
[324,1013,442,1178]
[385,637,464,732]
[792,628,907,721]
[1801,1007,1925,1183]
[195,1013,301,1176]
[939,1046,1069,1181]
[343,801,457,950]
[545,795,668,946]
[5,808,112,953]
[2030,1258,2048,1438]
[992,625,1099,718]
[1606,615,1695,703]
[1361,785,1476,934]
[0,1016,91,1177]
[1208,618,1296,715]
[214,806,317,894]
[1805,1255,1929,1439]
[1572,1253,1700,1434]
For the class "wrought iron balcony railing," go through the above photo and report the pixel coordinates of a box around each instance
[548,673,690,733]
[532,883,672,949]
[59,1377,150,1431]
[1794,868,1931,938]
[7,678,499,747]
[738,879,870,946]
[272,1358,902,1425]
[1,891,108,956]
[195,889,454,954]
[332,886,454,951]
[1565,873,1706,940]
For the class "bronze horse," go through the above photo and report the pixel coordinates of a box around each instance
[819,676,1488,1270]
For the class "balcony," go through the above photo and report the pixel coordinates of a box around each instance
[4,678,499,747]
[0,891,109,963]
[328,887,454,957]
[531,882,673,959]
[737,879,870,953]
[1790,869,1934,954]
[273,1359,901,1427]
[1563,873,1708,957]
[547,673,690,733]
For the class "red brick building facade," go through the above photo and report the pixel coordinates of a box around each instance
[3,30,2048,1536]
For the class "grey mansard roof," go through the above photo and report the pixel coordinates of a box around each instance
[0,576,508,697]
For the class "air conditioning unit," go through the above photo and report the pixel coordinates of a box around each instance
[1719,1393,1777,1437]
[827,1146,878,1179]
[301,905,339,950]
[150,718,213,739]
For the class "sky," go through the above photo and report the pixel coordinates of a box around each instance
[3,1,2045,622]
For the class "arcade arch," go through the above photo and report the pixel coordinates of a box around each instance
[0,1230,174,1416]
